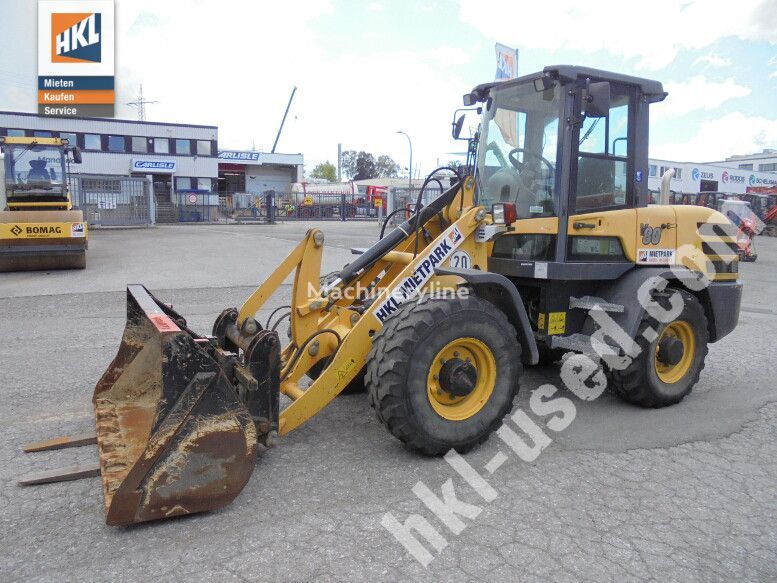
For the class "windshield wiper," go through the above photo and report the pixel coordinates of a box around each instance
[11,140,39,169]
[579,118,600,146]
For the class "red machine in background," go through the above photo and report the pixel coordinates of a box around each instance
[721,198,758,261]
[745,186,777,237]
[363,185,388,212]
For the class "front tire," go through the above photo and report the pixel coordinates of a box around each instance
[366,295,522,455]
[607,288,709,408]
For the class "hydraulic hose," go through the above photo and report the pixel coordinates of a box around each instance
[337,175,462,284]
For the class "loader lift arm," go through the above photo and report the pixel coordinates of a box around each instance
[20,175,526,525]
[229,178,491,434]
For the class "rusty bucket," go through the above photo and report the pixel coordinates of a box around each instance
[92,285,258,526]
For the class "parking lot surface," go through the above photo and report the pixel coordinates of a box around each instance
[1,222,776,582]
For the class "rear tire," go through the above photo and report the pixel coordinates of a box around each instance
[607,288,708,408]
[366,295,521,455]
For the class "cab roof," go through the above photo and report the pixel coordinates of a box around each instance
[468,64,667,104]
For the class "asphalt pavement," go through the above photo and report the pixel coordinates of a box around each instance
[1,222,775,582]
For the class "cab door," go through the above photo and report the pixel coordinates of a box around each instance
[566,82,638,264]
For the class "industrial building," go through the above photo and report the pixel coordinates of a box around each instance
[648,157,777,195]
[0,110,218,194]
[0,112,305,223]
[714,149,777,173]
[217,149,304,210]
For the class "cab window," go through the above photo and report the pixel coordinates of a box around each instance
[477,81,561,219]
[574,87,632,212]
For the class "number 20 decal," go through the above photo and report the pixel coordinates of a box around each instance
[450,251,471,269]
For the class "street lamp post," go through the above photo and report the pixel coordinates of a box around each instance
[396,130,413,201]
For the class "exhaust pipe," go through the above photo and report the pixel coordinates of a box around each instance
[659,168,675,205]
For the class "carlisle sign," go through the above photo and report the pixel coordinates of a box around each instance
[218,151,261,162]
[131,159,177,173]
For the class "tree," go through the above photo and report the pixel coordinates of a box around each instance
[446,160,465,173]
[375,155,400,178]
[340,150,358,180]
[353,151,376,180]
[340,150,401,180]
[310,161,337,182]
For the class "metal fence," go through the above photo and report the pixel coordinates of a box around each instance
[66,180,443,227]
[175,190,220,222]
[219,191,387,222]
[69,174,153,227]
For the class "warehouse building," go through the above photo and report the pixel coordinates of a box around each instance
[217,149,303,209]
[713,149,777,173]
[0,111,218,222]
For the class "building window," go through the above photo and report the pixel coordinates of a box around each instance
[674,168,682,180]
[648,164,657,177]
[6,128,25,137]
[84,133,102,150]
[107,135,126,152]
[738,163,753,170]
[33,130,53,137]
[131,136,148,153]
[759,163,777,172]
[175,177,193,190]
[58,132,77,145]
[197,177,212,191]
[154,138,169,154]
[196,140,212,156]
[175,139,191,155]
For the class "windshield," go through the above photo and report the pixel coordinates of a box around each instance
[4,143,66,194]
[476,80,561,218]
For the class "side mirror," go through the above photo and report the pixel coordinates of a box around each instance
[452,114,465,139]
[583,80,610,118]
[462,93,476,107]
[70,146,82,164]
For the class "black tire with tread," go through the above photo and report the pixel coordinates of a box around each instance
[366,295,522,456]
[607,288,709,408]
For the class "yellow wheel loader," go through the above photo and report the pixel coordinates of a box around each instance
[0,136,87,271]
[20,66,742,525]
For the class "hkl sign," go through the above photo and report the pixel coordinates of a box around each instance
[52,13,102,63]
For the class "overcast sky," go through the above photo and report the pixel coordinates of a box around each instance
[1,0,776,176]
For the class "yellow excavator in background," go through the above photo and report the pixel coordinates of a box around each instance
[0,136,87,271]
[20,66,742,526]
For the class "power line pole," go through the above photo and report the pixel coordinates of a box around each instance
[337,143,342,182]
[126,84,158,121]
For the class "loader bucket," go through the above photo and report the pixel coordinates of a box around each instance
[93,285,258,526]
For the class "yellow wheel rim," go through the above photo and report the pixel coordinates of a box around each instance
[654,321,696,384]
[426,337,497,421]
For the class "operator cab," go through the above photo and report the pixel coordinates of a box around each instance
[463,65,666,268]
[0,137,80,210]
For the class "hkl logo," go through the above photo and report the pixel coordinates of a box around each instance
[749,174,757,186]
[52,13,101,63]
[691,168,700,181]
